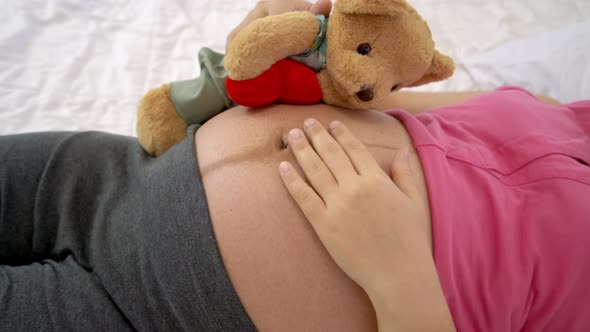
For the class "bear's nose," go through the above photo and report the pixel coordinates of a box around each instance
[356,87,374,102]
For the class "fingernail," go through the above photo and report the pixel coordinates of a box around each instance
[329,120,342,130]
[279,161,290,175]
[304,118,318,130]
[289,129,303,140]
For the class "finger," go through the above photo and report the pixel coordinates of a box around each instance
[302,118,357,184]
[288,128,338,199]
[328,121,381,175]
[309,0,332,16]
[391,147,419,199]
[279,161,326,221]
[230,2,269,36]
[296,1,315,11]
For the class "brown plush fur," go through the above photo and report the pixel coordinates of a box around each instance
[136,84,188,156]
[318,0,454,109]
[227,0,455,110]
[225,11,319,80]
[336,0,412,16]
[135,0,454,156]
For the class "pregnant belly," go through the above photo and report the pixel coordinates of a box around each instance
[195,104,422,331]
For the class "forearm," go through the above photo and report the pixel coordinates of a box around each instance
[377,91,560,114]
[365,255,456,332]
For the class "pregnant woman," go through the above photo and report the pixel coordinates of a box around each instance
[2,86,589,331]
[2,1,590,331]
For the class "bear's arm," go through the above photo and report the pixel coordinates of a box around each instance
[224,11,319,81]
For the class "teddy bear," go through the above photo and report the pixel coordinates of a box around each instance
[136,0,455,156]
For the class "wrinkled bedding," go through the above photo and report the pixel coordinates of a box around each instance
[1,0,589,136]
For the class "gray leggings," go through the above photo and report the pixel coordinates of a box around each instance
[0,128,255,331]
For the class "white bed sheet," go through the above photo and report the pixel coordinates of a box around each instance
[1,0,589,136]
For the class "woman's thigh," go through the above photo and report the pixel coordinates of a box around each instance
[196,104,411,331]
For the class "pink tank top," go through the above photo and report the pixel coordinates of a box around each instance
[388,87,590,331]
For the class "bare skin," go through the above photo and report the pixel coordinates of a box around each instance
[196,103,429,331]
[279,119,455,331]
[380,91,560,114]
[195,91,558,331]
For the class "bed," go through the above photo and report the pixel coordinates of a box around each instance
[1,0,589,136]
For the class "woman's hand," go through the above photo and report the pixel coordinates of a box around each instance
[226,0,332,52]
[279,118,455,331]
[278,117,431,289]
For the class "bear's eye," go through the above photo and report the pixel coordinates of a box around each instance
[357,43,371,55]
[391,84,399,92]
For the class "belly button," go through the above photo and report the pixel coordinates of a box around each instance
[279,135,289,150]
[280,140,289,150]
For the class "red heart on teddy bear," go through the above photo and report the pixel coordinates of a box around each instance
[226,58,323,108]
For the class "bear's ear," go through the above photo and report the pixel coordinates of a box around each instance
[408,50,455,87]
[335,0,412,16]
